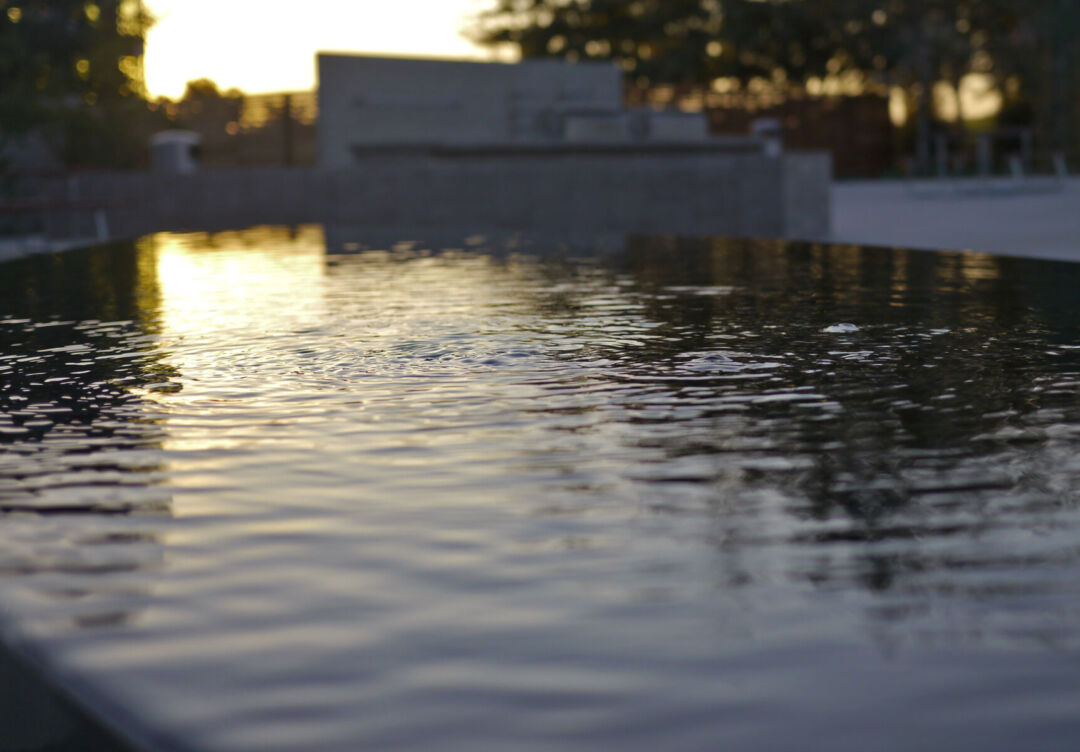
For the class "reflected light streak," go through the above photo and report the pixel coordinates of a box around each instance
[147,226,527,517]
[150,226,327,461]
[154,226,328,337]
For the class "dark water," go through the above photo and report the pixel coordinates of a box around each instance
[1,227,1079,752]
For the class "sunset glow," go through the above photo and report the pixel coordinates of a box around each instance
[143,0,499,99]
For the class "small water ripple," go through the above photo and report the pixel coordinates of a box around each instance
[1,231,1079,750]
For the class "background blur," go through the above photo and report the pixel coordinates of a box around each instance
[0,0,1076,176]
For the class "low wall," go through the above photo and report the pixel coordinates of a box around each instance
[61,150,831,244]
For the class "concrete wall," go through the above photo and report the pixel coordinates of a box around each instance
[782,153,833,240]
[63,149,831,244]
[317,54,622,167]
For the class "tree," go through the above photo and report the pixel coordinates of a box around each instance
[977,0,1080,158]
[468,0,1080,166]
[468,0,814,88]
[0,0,156,168]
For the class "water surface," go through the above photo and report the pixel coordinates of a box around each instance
[1,227,1079,751]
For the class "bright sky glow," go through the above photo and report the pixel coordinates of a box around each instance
[143,0,500,99]
[143,0,1000,121]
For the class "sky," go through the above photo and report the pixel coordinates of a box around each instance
[141,0,997,121]
[142,0,499,99]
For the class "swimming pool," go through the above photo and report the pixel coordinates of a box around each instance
[2,227,1079,751]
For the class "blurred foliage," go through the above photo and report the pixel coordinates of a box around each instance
[469,0,1079,154]
[0,0,163,169]
[151,81,318,169]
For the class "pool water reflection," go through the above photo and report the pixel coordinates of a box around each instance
[1,227,1079,751]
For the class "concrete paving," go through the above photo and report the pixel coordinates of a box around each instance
[830,177,1080,262]
[0,236,89,264]
[6,175,1079,266]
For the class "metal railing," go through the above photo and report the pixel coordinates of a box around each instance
[0,169,124,246]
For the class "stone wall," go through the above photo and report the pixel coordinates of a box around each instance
[63,149,831,245]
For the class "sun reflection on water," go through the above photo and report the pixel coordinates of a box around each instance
[153,226,329,337]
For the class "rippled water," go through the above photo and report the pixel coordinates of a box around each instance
[2,227,1080,751]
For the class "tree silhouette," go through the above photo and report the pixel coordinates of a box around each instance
[468,0,1080,162]
[0,0,156,168]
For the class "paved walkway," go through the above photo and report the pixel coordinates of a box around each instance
[830,177,1080,263]
[5,178,1079,265]
[0,236,89,264]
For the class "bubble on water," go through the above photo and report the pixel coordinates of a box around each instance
[823,323,860,334]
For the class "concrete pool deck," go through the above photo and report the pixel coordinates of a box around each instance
[3,175,1078,264]
[0,235,90,264]
[830,177,1080,262]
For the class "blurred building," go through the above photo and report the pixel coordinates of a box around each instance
[153,55,890,178]
[26,55,830,248]
[316,54,719,168]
